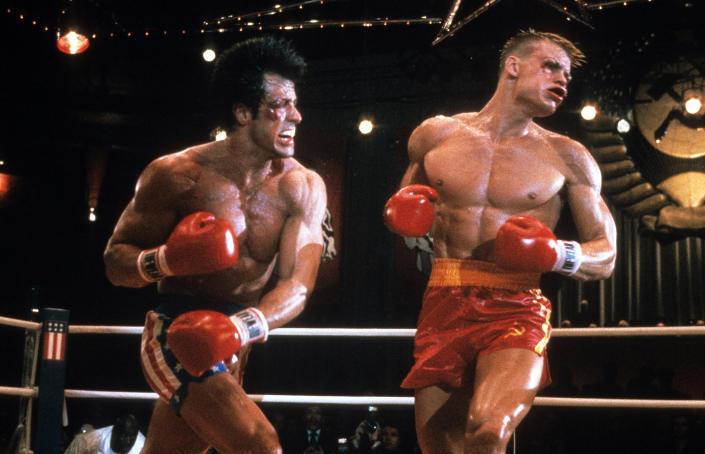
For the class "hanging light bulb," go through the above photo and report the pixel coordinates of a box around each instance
[57,30,90,55]
[358,119,374,135]
[616,118,631,134]
[202,48,216,62]
[580,103,597,121]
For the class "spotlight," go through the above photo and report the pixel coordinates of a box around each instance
[202,48,216,62]
[683,89,702,114]
[57,30,90,55]
[580,104,597,121]
[358,119,374,135]
[88,207,96,222]
[616,118,631,134]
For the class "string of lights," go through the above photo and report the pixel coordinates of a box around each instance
[4,6,440,43]
[206,18,441,34]
[586,0,656,11]
[203,0,345,25]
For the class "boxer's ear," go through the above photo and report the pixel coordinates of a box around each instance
[233,104,252,125]
[505,56,520,78]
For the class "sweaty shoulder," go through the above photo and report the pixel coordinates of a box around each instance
[135,149,201,208]
[278,159,326,213]
[546,131,602,191]
[408,114,464,163]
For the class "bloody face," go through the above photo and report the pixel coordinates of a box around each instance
[250,72,302,158]
[514,40,572,117]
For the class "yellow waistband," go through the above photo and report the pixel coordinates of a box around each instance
[428,258,541,291]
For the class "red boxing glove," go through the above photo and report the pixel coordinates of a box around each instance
[383,184,438,237]
[166,308,269,377]
[137,212,238,282]
[494,215,582,275]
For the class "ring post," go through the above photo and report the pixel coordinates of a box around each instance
[34,308,70,454]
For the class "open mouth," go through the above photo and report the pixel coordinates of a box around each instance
[278,128,296,144]
[548,87,566,100]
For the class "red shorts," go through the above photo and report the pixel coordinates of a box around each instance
[401,258,552,390]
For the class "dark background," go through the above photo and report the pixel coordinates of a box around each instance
[1,0,705,452]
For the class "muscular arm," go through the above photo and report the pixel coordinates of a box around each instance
[103,155,192,287]
[256,168,327,330]
[400,115,458,187]
[562,140,617,281]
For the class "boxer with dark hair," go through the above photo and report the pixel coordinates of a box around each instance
[384,30,616,454]
[104,36,326,454]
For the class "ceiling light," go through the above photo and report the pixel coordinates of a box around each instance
[57,30,89,55]
[202,48,216,62]
[616,119,631,133]
[580,104,597,121]
[358,119,373,135]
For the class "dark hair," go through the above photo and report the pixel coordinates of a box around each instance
[111,414,139,453]
[211,35,306,129]
[498,29,585,76]
[114,413,138,433]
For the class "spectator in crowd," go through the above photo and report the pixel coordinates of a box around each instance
[282,406,337,454]
[63,414,144,454]
[349,407,382,453]
[372,423,408,453]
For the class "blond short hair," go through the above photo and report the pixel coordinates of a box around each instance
[499,29,586,76]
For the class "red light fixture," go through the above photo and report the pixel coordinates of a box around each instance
[57,30,90,55]
[0,173,9,194]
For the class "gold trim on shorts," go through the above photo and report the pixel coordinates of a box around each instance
[427,258,541,291]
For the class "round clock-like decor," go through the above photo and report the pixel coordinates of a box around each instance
[579,54,705,238]
[633,57,705,159]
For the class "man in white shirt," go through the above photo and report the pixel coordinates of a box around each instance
[64,414,145,454]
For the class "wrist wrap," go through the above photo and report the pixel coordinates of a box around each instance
[230,307,269,346]
[137,246,172,282]
[553,240,582,275]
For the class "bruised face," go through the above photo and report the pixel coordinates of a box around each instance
[251,72,302,158]
[513,40,572,117]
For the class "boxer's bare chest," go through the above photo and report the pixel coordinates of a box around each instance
[424,127,566,212]
[183,169,288,266]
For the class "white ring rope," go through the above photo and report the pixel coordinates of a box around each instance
[0,316,41,331]
[64,325,705,337]
[2,386,705,409]
[69,325,143,335]
[3,314,705,412]
[0,386,36,398]
[2,314,705,337]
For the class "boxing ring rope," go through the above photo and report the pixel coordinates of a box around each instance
[3,312,705,454]
[4,386,705,410]
[65,324,705,337]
